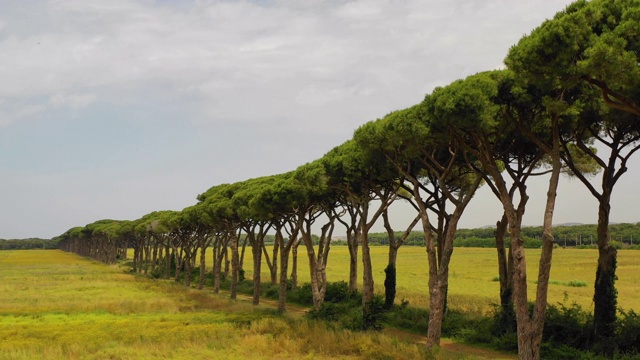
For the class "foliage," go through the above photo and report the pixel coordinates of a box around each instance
[362,222,640,248]
[0,238,58,250]
[616,309,640,355]
[383,265,396,310]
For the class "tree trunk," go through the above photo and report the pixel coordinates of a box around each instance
[593,196,617,356]
[132,243,139,272]
[348,231,359,292]
[165,244,171,279]
[239,236,247,273]
[251,236,262,305]
[278,245,290,312]
[213,248,223,293]
[151,243,159,274]
[173,248,182,280]
[510,143,560,360]
[291,238,300,289]
[384,246,398,309]
[184,249,193,288]
[305,244,323,309]
[143,241,150,274]
[197,240,208,290]
[230,232,239,300]
[495,212,515,331]
[361,224,375,329]
[271,237,279,285]
[424,216,447,347]
[223,246,230,278]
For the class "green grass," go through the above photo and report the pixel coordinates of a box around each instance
[0,250,488,360]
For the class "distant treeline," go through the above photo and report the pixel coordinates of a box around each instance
[361,222,640,248]
[0,238,59,250]
[4,222,640,250]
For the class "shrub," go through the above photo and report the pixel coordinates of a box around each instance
[616,309,640,354]
[540,343,596,360]
[288,283,314,306]
[362,295,386,330]
[384,304,428,334]
[610,240,623,250]
[307,302,353,323]
[442,309,493,343]
[325,281,360,304]
[567,280,588,288]
[543,301,592,350]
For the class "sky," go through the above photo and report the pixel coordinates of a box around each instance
[1,0,639,239]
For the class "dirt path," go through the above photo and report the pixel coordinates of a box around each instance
[382,327,517,360]
[213,290,516,359]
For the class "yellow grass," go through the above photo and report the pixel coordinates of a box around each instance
[235,246,640,312]
[0,250,492,360]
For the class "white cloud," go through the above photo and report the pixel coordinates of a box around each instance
[0,101,45,127]
[50,92,97,109]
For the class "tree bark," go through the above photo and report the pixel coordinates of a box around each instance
[348,231,359,292]
[290,238,300,289]
[594,196,617,355]
[197,238,208,290]
[251,234,262,305]
[495,212,515,330]
[230,231,239,300]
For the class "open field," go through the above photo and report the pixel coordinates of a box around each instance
[0,250,507,360]
[236,246,640,312]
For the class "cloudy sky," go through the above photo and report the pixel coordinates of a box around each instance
[1,0,638,239]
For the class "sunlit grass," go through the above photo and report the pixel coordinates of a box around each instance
[1,250,490,360]
[236,246,640,312]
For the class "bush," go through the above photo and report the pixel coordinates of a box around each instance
[443,309,493,343]
[540,343,596,360]
[305,287,383,331]
[288,283,314,306]
[362,295,386,330]
[325,281,360,303]
[307,302,354,322]
[616,309,640,354]
[543,301,592,350]
[384,303,428,333]
[610,240,623,250]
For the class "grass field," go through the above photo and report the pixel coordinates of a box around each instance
[3,247,636,359]
[0,249,495,360]
[236,246,640,312]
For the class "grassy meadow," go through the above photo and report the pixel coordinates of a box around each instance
[237,246,640,313]
[0,249,497,360]
[3,247,638,359]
